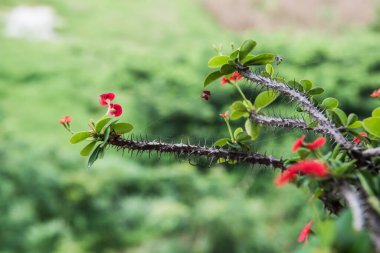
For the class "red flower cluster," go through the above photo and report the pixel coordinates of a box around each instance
[292,135,326,152]
[99,92,122,117]
[354,132,368,143]
[370,88,380,98]
[220,71,243,85]
[275,160,329,187]
[230,71,243,81]
[298,220,313,244]
[219,111,229,119]
[59,115,72,125]
[201,90,211,100]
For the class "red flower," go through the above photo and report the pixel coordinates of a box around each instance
[292,160,329,177]
[230,71,243,81]
[59,115,72,125]
[275,169,298,186]
[201,90,211,100]
[298,220,313,244]
[221,76,229,86]
[99,92,115,106]
[275,160,329,187]
[292,135,305,152]
[108,103,123,117]
[354,132,368,144]
[370,88,380,98]
[219,111,229,119]
[306,137,326,150]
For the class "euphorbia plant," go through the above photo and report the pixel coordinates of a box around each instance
[61,40,380,252]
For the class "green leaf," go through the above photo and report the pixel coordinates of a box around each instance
[243,100,253,110]
[348,121,362,129]
[208,56,229,68]
[265,64,274,77]
[234,127,244,139]
[244,53,275,66]
[346,113,358,127]
[239,40,257,61]
[300,80,313,91]
[217,158,226,164]
[372,107,380,117]
[241,54,255,63]
[214,138,230,147]
[230,111,249,121]
[70,131,92,144]
[88,144,102,168]
[254,90,279,111]
[100,126,111,148]
[358,172,376,196]
[363,117,380,137]
[204,71,223,87]
[95,117,111,133]
[80,141,97,157]
[308,87,324,95]
[287,80,303,91]
[322,97,339,110]
[230,101,248,112]
[220,64,235,75]
[111,123,134,134]
[230,50,239,60]
[333,108,347,126]
[236,132,251,142]
[245,119,259,140]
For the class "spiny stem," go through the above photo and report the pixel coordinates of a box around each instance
[362,147,380,158]
[238,66,352,149]
[249,112,343,135]
[108,134,285,169]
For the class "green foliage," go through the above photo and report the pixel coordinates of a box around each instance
[322,97,339,110]
[363,117,380,137]
[70,131,92,144]
[254,90,279,112]
[244,53,275,66]
[238,40,257,61]
[208,56,229,68]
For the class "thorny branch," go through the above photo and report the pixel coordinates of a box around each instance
[237,66,353,149]
[249,112,344,134]
[108,134,285,169]
[363,147,380,158]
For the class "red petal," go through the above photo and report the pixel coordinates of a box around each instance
[306,137,326,150]
[354,132,367,144]
[99,92,115,106]
[274,169,298,187]
[289,160,329,177]
[292,135,305,152]
[221,77,229,85]
[229,71,243,81]
[219,111,229,119]
[59,115,72,124]
[298,220,313,243]
[109,103,123,117]
[370,89,380,98]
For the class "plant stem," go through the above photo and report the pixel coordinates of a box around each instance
[225,118,234,142]
[233,82,248,102]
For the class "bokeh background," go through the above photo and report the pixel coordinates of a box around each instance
[1,0,380,252]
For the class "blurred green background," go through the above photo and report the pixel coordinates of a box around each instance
[1,0,380,252]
